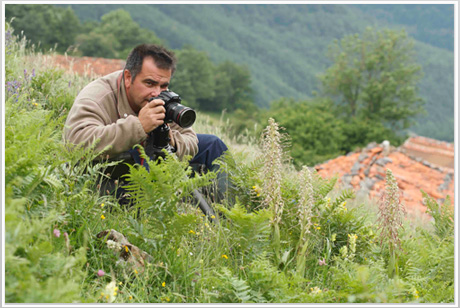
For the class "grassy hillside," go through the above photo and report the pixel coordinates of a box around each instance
[4,30,455,304]
[66,4,455,142]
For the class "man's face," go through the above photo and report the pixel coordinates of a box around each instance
[124,56,172,113]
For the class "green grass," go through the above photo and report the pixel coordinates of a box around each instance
[4,26,455,304]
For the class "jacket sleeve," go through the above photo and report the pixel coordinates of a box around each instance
[64,98,147,158]
[169,122,199,160]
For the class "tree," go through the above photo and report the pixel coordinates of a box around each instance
[5,4,82,53]
[319,27,425,131]
[214,61,254,112]
[267,98,345,167]
[76,9,163,59]
[171,45,216,109]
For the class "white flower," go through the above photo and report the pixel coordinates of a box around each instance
[107,240,122,252]
[104,280,117,303]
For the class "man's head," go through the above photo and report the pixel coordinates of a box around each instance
[123,44,177,113]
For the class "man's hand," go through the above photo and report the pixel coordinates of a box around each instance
[138,99,166,133]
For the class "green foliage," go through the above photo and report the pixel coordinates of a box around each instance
[75,9,163,59]
[320,27,425,132]
[422,191,454,240]
[4,24,455,304]
[171,45,256,113]
[122,147,215,239]
[5,4,82,53]
[266,98,345,166]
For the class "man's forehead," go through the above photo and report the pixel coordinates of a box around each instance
[140,57,172,79]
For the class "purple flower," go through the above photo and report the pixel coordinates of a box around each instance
[318,258,326,266]
[53,229,61,238]
[97,270,105,277]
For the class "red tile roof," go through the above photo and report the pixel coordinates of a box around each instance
[315,137,455,218]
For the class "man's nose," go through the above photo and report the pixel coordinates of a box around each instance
[150,86,162,98]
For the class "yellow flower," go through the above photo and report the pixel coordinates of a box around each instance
[211,215,215,219]
[118,281,123,285]
[222,254,228,259]
[134,269,138,275]
[189,230,196,234]
[316,227,321,230]
[129,296,133,300]
[101,203,105,208]
[124,246,129,253]
[162,281,166,287]
[101,215,106,220]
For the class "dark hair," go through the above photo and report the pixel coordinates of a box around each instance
[124,44,177,82]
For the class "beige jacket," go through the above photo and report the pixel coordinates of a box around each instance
[64,70,198,160]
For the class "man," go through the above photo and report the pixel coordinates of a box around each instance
[64,44,228,203]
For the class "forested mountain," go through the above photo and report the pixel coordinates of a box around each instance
[65,4,455,142]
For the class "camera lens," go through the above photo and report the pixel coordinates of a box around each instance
[177,107,196,128]
[166,102,196,128]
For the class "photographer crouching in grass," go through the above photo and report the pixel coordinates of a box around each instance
[64,44,229,215]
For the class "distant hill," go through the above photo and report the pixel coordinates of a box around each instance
[65,4,455,142]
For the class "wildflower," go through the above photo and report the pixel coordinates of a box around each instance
[162,281,166,287]
[101,203,105,208]
[101,214,106,220]
[377,169,406,254]
[104,281,117,303]
[134,269,138,275]
[310,286,322,295]
[53,228,61,238]
[97,270,105,277]
[124,246,129,253]
[107,240,122,252]
[318,258,326,266]
[211,215,216,219]
[221,254,228,259]
[189,230,196,234]
[129,296,133,300]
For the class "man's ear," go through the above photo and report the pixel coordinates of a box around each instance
[124,69,132,87]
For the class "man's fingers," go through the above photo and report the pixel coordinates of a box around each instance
[148,99,165,107]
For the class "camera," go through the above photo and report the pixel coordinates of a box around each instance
[149,91,196,128]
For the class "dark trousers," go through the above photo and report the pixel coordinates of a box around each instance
[101,134,229,203]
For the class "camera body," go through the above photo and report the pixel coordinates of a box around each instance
[149,91,196,128]
[145,91,196,159]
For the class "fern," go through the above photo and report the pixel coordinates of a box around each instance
[422,190,454,240]
[218,202,272,261]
